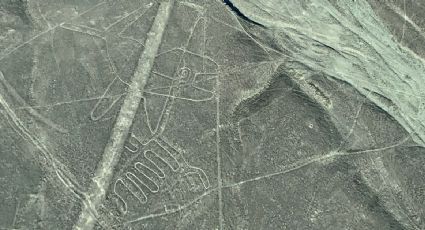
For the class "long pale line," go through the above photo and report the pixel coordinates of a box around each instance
[73,1,175,229]
[0,70,68,133]
[13,93,126,110]
[0,1,107,62]
[223,137,410,189]
[217,65,223,229]
[121,137,410,225]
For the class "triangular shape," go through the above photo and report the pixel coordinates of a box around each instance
[144,88,170,132]
[120,4,158,44]
[186,17,206,55]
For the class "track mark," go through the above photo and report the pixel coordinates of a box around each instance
[73,1,175,229]
[0,70,68,133]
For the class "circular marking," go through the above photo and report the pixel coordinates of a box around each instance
[178,67,191,82]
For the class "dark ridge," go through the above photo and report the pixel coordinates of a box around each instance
[231,64,327,122]
[351,173,407,230]
[324,160,407,230]
[231,70,295,122]
[223,0,266,28]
